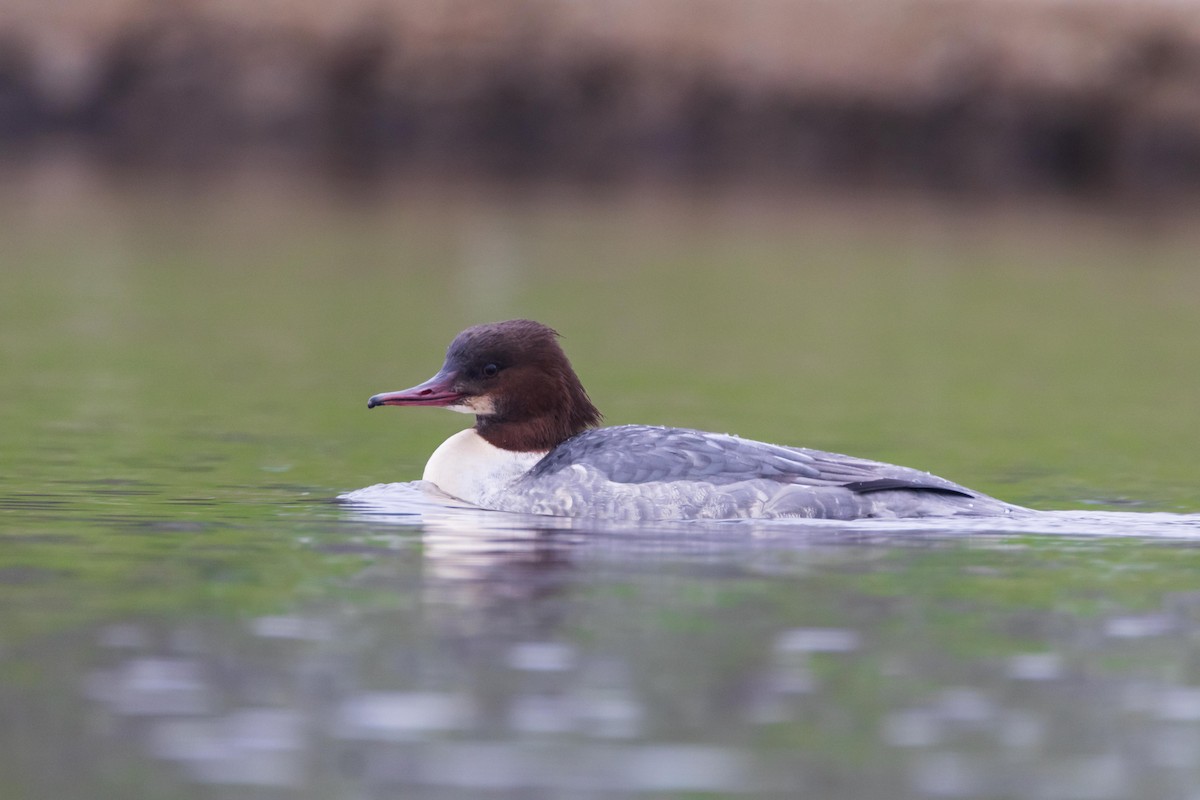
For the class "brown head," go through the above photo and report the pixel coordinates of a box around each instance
[367,320,602,451]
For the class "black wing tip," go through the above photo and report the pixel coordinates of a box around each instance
[843,478,975,498]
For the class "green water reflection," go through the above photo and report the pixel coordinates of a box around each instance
[2,173,1200,798]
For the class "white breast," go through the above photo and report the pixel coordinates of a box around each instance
[422,429,546,507]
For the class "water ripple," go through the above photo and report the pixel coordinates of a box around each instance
[340,481,1200,540]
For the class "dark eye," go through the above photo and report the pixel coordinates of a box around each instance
[482,363,499,378]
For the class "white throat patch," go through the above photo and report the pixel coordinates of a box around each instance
[445,395,496,416]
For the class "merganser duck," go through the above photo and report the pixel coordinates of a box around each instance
[367,320,1022,521]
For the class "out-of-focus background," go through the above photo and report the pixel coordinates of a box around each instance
[5,0,1199,505]
[4,3,1200,800]
[5,0,1200,194]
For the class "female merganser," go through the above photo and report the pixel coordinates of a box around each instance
[367,320,1022,521]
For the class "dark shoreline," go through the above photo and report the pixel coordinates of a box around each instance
[4,4,1200,199]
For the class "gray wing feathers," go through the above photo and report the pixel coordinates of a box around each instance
[527,425,978,498]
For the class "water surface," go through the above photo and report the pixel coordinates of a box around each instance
[2,170,1200,798]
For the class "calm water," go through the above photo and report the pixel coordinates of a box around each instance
[3,169,1200,799]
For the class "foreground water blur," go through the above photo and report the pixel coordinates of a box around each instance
[2,165,1200,798]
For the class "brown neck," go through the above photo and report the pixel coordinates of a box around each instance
[475,376,601,452]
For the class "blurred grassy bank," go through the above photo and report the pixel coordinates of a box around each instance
[4,0,1200,198]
